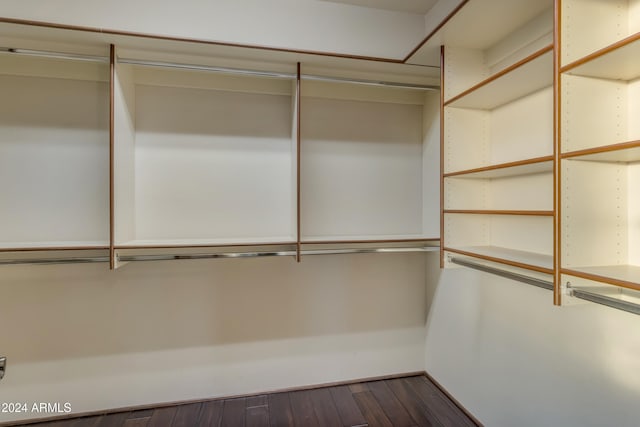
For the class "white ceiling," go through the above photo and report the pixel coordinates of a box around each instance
[317,0,438,14]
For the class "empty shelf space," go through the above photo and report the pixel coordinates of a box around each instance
[563,265,640,292]
[445,245,554,273]
[444,156,553,178]
[446,46,553,110]
[563,33,640,80]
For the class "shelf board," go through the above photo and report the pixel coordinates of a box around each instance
[445,45,553,110]
[444,210,554,216]
[444,156,554,178]
[562,140,640,163]
[562,32,640,81]
[562,265,640,292]
[445,245,553,273]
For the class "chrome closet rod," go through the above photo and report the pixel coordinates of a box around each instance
[117,251,297,262]
[0,47,108,63]
[0,256,110,265]
[449,256,554,291]
[568,286,640,316]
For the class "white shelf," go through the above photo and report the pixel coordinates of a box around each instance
[446,245,553,271]
[445,157,553,179]
[117,237,296,248]
[563,141,640,163]
[446,48,553,110]
[0,241,109,250]
[564,265,640,291]
[564,35,640,81]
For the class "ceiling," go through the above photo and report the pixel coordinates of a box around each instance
[317,0,439,15]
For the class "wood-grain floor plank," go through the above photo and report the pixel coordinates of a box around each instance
[289,390,320,427]
[267,392,294,427]
[122,418,148,427]
[146,406,178,427]
[386,378,439,427]
[407,377,475,427]
[197,400,223,427]
[96,411,132,427]
[367,380,417,427]
[353,391,393,427]
[306,388,342,426]
[220,398,246,427]
[69,416,102,427]
[329,385,368,427]
[246,398,270,427]
[171,403,202,427]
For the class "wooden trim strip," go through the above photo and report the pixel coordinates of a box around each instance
[440,45,446,268]
[562,268,640,292]
[560,31,640,73]
[444,44,553,106]
[444,155,554,177]
[3,371,429,426]
[554,0,562,305]
[561,139,640,159]
[444,247,554,275]
[109,44,115,270]
[0,17,404,64]
[296,63,302,263]
[0,246,109,253]
[402,0,470,62]
[114,242,297,250]
[423,371,484,427]
[444,210,554,216]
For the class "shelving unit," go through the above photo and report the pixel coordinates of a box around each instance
[441,0,555,276]
[560,0,640,302]
[112,49,299,264]
[299,78,440,244]
[0,47,110,262]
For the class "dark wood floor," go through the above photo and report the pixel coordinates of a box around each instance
[18,375,478,427]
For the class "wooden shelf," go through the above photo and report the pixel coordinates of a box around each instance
[445,46,553,110]
[444,156,553,179]
[444,210,553,216]
[562,33,640,81]
[562,140,640,163]
[116,238,296,249]
[563,266,640,292]
[445,245,553,274]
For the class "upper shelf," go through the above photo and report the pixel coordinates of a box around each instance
[444,155,553,179]
[562,33,640,81]
[445,245,554,274]
[445,46,553,109]
[563,265,640,292]
[562,140,640,163]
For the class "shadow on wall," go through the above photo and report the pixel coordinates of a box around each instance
[0,252,428,363]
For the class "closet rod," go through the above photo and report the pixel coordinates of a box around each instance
[568,286,640,316]
[0,256,110,265]
[301,247,439,255]
[449,256,554,290]
[117,251,297,262]
[118,57,438,90]
[0,47,108,62]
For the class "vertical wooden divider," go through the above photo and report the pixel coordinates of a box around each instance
[109,44,116,270]
[553,0,562,305]
[439,46,445,268]
[296,62,302,263]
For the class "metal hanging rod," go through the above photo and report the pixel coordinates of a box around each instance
[0,256,110,266]
[301,74,438,91]
[117,251,297,262]
[301,247,439,256]
[568,285,640,316]
[0,47,108,63]
[449,256,554,291]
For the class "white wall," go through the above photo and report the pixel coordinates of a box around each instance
[424,253,640,427]
[0,0,425,59]
[0,253,428,423]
